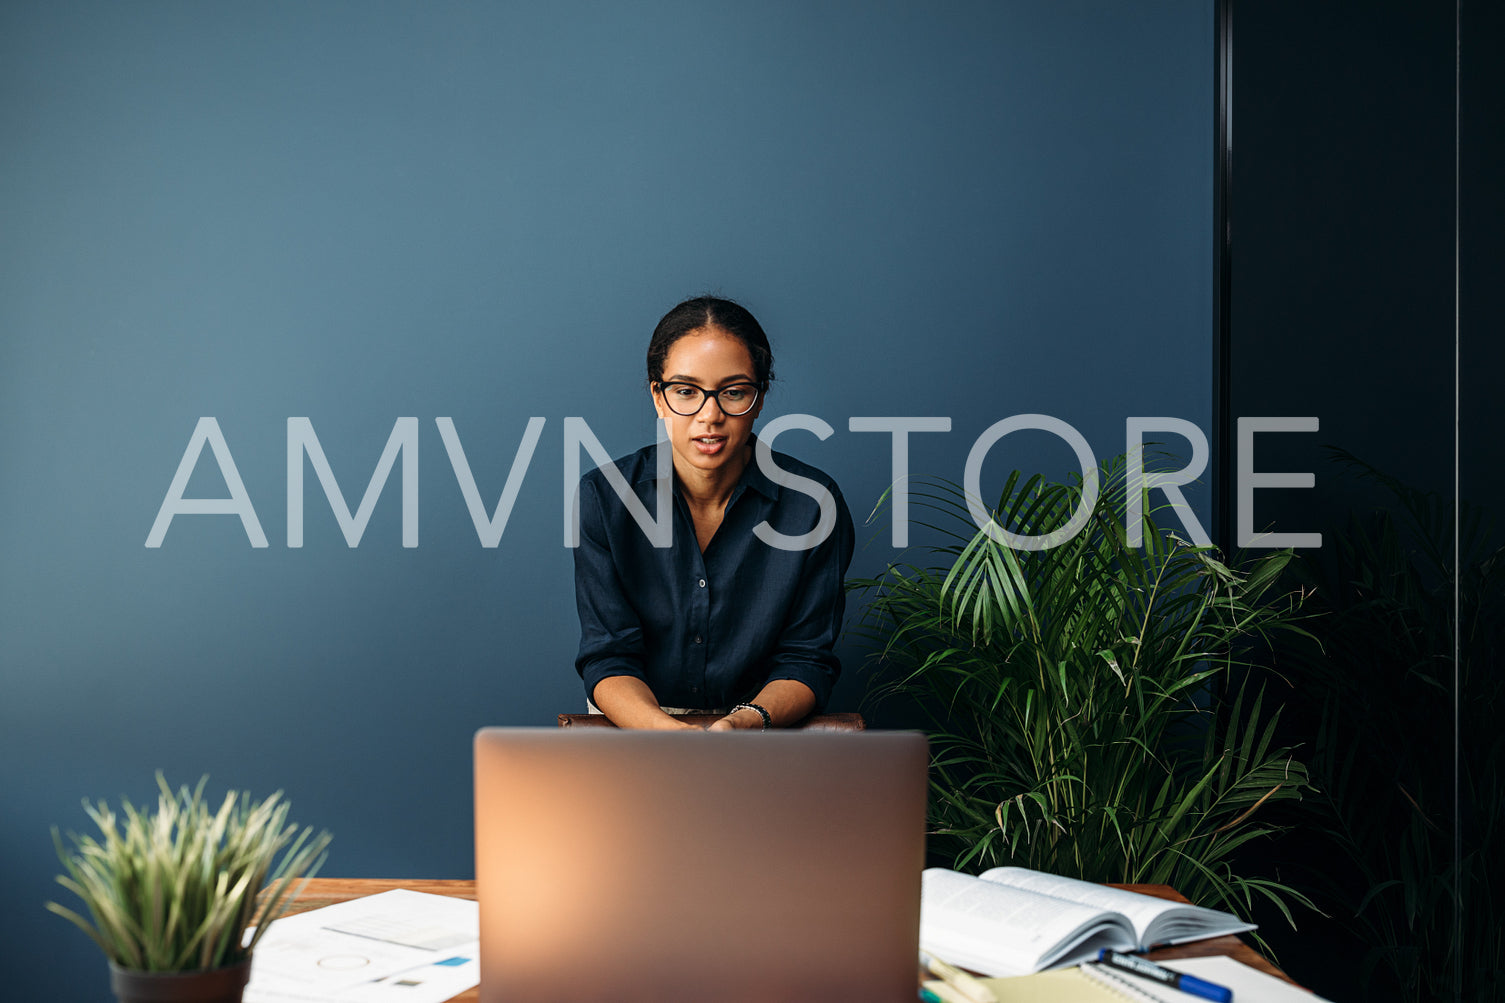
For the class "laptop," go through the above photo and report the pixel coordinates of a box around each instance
[473,727,928,1003]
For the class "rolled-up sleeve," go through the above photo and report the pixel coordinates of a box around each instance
[573,476,648,704]
[760,484,855,713]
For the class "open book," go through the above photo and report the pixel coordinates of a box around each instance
[919,867,1255,978]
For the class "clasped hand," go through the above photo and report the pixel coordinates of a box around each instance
[705,706,765,731]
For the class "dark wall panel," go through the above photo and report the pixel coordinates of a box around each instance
[1227,1,1499,997]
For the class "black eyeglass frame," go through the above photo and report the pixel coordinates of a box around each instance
[653,381,762,417]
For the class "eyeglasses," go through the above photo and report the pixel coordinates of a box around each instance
[655,381,761,417]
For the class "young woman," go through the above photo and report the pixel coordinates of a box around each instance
[573,296,854,730]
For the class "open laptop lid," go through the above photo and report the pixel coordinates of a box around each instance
[473,728,927,1003]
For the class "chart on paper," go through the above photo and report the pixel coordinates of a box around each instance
[244,889,480,1003]
[323,913,474,952]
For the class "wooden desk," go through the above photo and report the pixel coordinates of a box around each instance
[273,878,1300,1002]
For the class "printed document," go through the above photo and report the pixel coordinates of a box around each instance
[244,889,479,1003]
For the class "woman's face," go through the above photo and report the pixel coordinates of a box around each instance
[651,326,764,477]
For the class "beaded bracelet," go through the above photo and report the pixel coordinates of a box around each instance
[730,702,771,730]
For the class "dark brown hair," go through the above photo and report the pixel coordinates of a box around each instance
[646,296,775,389]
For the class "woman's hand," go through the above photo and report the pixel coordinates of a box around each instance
[706,706,765,731]
[592,676,700,730]
[706,681,818,730]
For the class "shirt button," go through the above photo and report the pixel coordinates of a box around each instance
[693,635,703,645]
[698,578,706,588]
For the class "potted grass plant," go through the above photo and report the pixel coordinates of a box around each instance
[851,457,1317,944]
[47,774,331,1003]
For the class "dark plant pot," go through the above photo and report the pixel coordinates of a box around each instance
[108,958,252,1003]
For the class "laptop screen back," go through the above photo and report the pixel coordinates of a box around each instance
[473,728,927,1003]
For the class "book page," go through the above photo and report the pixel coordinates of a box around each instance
[920,869,1135,976]
[976,867,1250,947]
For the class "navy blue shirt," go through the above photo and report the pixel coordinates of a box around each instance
[573,441,855,712]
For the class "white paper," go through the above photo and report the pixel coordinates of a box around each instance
[244,889,479,1003]
[1102,955,1332,1003]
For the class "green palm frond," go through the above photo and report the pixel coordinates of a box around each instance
[1277,450,1505,1000]
[852,456,1314,930]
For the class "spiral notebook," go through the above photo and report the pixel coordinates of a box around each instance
[924,955,1331,1003]
[923,966,1136,1002]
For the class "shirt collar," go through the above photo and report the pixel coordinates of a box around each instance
[633,436,781,503]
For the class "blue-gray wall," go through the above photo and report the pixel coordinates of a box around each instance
[0,3,1211,997]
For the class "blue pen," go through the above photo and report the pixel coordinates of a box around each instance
[919,990,944,1003]
[1095,949,1233,1003]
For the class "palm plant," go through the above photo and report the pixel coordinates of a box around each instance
[48,774,331,973]
[1278,452,1503,1001]
[851,458,1316,935]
